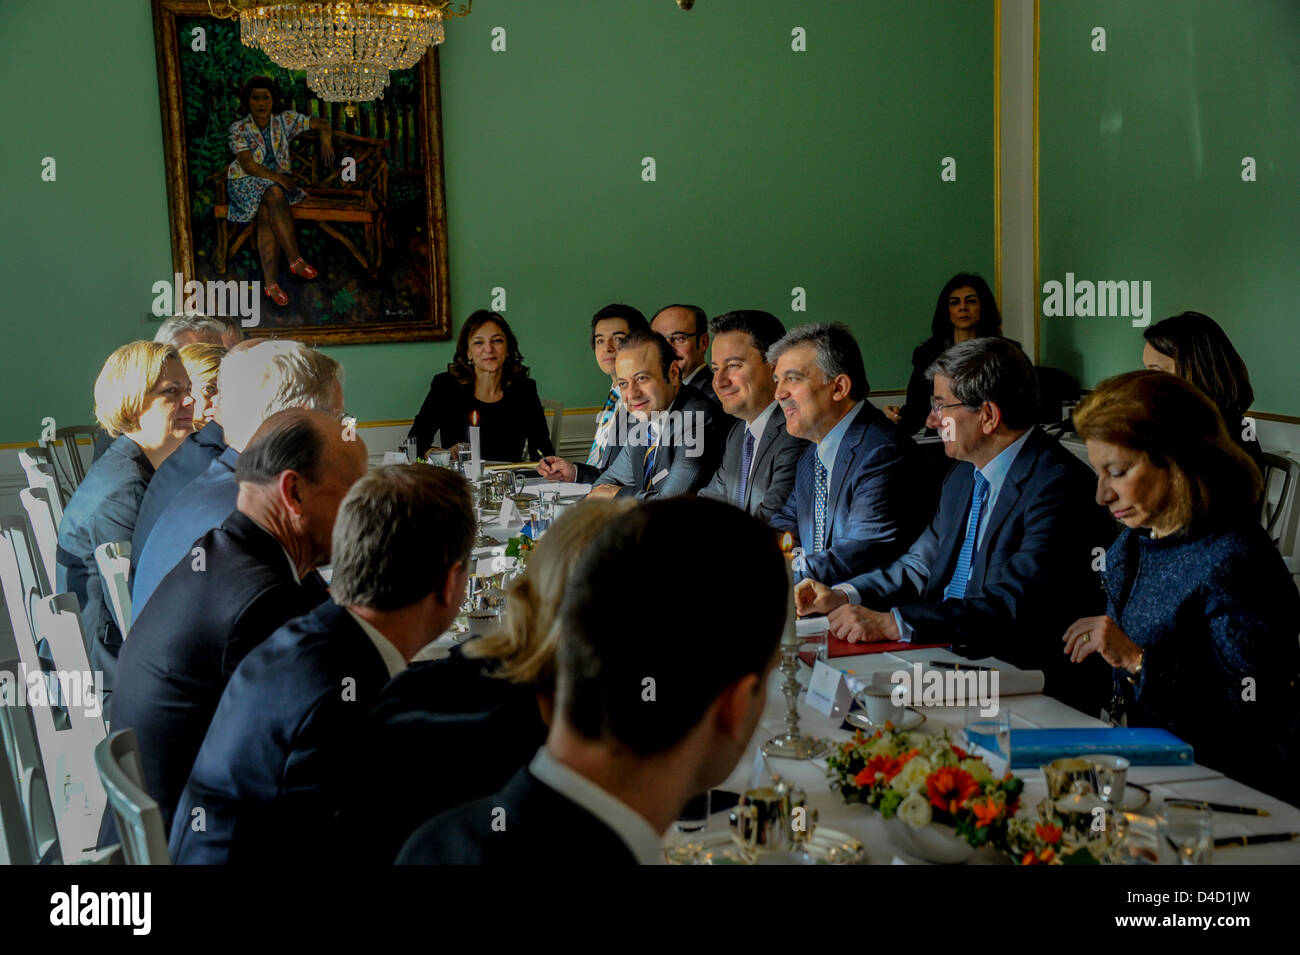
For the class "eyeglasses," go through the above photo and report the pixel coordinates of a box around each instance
[664,332,701,346]
[929,399,967,413]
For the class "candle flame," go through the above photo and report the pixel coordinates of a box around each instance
[471,410,479,426]
[780,532,793,554]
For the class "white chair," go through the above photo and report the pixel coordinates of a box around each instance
[0,519,108,863]
[18,447,66,526]
[1259,451,1300,551]
[94,730,170,865]
[19,487,59,591]
[540,398,564,456]
[0,663,61,864]
[40,424,97,495]
[94,541,132,640]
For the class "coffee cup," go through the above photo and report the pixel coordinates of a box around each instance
[1089,754,1129,806]
[1044,757,1095,801]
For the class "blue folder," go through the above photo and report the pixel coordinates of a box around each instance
[1004,728,1194,767]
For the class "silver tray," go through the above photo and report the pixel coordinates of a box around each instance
[665,826,866,865]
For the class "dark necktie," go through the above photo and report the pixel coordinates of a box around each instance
[813,458,829,552]
[642,424,659,488]
[736,429,756,508]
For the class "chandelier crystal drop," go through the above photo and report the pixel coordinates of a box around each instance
[236,2,454,103]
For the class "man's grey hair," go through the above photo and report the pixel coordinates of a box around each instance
[765,322,869,400]
[925,337,1040,430]
[330,466,476,611]
[218,340,345,450]
[154,314,230,346]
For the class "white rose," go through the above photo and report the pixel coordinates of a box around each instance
[898,791,933,828]
[891,756,933,793]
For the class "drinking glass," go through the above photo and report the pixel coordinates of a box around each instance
[528,502,551,539]
[798,629,828,665]
[964,712,1012,777]
[1090,754,1130,806]
[401,437,418,464]
[457,448,474,475]
[1158,800,1213,865]
[665,790,712,864]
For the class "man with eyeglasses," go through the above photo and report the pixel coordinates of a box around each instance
[795,337,1114,711]
[651,304,720,405]
[537,303,649,484]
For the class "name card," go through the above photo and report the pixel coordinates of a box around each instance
[805,659,854,718]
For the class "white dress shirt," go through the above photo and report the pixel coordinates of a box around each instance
[344,607,407,679]
[528,747,664,865]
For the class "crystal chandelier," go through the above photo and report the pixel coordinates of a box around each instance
[216,2,471,104]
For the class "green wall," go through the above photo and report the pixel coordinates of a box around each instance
[0,0,995,445]
[1040,0,1300,417]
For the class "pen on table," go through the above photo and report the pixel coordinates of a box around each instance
[926,660,999,672]
[1214,832,1299,849]
[1134,785,1269,816]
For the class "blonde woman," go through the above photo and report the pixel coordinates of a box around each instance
[179,342,226,430]
[357,497,637,862]
[56,342,194,704]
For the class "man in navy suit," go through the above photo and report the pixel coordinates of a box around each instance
[797,338,1114,708]
[699,310,807,520]
[131,340,344,614]
[769,323,929,585]
[588,330,726,499]
[536,303,650,484]
[652,304,721,405]
[108,409,366,835]
[169,464,476,864]
[397,498,787,865]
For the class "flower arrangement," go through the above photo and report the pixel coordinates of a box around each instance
[504,534,534,558]
[826,726,1024,853]
[1005,817,1101,865]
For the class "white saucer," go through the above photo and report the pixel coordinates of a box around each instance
[845,708,926,732]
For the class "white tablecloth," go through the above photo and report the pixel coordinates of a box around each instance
[711,646,1300,865]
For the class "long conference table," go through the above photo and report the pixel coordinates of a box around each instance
[424,470,1300,865]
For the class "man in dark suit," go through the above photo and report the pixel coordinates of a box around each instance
[699,310,807,520]
[588,330,726,499]
[169,465,476,865]
[537,303,650,484]
[106,409,366,837]
[769,323,929,585]
[796,337,1114,709]
[652,304,720,405]
[131,340,344,614]
[397,498,787,864]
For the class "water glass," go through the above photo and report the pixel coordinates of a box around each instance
[457,448,474,475]
[964,712,1012,777]
[665,790,712,864]
[1158,800,1213,865]
[798,629,828,665]
[400,437,418,463]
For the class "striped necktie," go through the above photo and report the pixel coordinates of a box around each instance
[736,428,756,508]
[642,424,659,488]
[944,471,990,600]
[813,458,829,552]
[587,389,619,466]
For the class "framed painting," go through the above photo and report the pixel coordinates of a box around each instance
[150,0,451,343]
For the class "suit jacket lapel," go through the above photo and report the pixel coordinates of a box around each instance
[826,406,867,537]
[976,431,1042,568]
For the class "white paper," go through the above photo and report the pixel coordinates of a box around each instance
[381,451,408,465]
[805,659,854,717]
[526,481,592,497]
[497,497,522,526]
[795,616,829,637]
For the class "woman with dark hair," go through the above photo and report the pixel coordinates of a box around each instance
[1062,371,1298,799]
[884,272,1004,435]
[227,76,339,307]
[1141,311,1263,470]
[408,310,555,462]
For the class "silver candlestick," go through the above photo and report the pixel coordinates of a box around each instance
[763,542,830,760]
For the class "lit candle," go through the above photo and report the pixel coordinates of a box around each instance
[467,410,482,481]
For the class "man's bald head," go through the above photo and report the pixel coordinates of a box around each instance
[236,408,368,567]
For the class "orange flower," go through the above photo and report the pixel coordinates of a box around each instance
[926,767,981,813]
[884,720,896,731]
[1035,822,1063,845]
[1039,848,1056,864]
[854,767,876,788]
[951,744,968,760]
[1020,850,1039,866]
[970,798,1002,828]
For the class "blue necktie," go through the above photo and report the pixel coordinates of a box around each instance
[813,458,829,552]
[944,471,990,600]
[736,429,756,508]
[642,424,659,487]
[587,389,619,466]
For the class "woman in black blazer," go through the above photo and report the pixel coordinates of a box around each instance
[56,341,195,696]
[883,272,1004,436]
[408,310,554,462]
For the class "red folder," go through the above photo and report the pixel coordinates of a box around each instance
[798,636,949,667]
